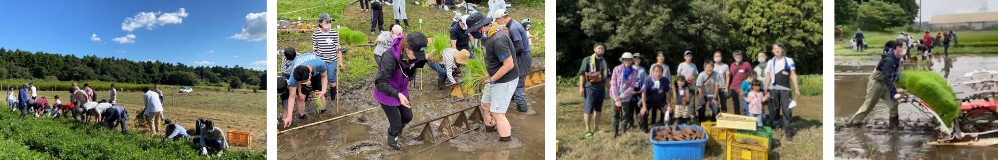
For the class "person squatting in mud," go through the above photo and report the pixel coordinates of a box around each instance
[848,40,907,128]
[282,52,329,127]
[466,12,520,142]
[373,31,429,150]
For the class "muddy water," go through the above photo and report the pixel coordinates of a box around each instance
[834,55,998,159]
[278,57,546,159]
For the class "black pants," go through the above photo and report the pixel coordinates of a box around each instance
[360,0,370,9]
[718,89,729,113]
[371,10,384,32]
[728,89,742,115]
[768,90,794,138]
[382,104,413,137]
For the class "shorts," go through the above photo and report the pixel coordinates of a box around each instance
[481,78,517,113]
[326,61,338,83]
[674,104,694,118]
[583,88,605,114]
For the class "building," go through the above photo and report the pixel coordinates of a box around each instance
[930,12,998,30]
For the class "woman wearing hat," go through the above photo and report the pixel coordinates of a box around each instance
[465,12,520,141]
[426,48,472,89]
[373,31,429,150]
[609,52,637,137]
[314,12,342,113]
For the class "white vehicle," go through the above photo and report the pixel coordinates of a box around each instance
[179,87,193,93]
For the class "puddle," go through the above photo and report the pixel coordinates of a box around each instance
[834,55,998,159]
[277,57,546,159]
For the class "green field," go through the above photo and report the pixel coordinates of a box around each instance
[835,30,998,55]
[3,88,268,155]
[0,103,265,159]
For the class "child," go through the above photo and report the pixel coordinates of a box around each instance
[746,80,767,126]
[672,75,692,125]
[739,72,757,116]
[52,95,63,118]
[640,65,670,133]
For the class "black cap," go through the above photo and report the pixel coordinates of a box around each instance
[164,119,174,125]
[406,32,429,69]
[464,13,493,34]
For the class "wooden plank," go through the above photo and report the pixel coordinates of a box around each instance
[928,138,998,146]
[278,107,376,135]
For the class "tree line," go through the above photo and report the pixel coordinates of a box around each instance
[556,0,823,77]
[0,47,265,89]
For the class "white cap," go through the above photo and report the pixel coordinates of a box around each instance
[619,52,634,62]
[492,9,507,18]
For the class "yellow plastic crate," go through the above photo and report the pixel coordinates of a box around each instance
[226,130,253,147]
[701,121,732,145]
[726,133,770,160]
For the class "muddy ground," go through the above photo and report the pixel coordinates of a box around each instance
[277,56,545,159]
[834,54,998,159]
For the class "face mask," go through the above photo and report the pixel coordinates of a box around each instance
[735,58,742,62]
[714,58,722,62]
[321,24,331,29]
[758,58,767,63]
[471,30,485,39]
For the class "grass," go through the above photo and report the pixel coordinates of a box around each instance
[278,0,545,84]
[555,86,823,159]
[0,104,265,159]
[556,74,823,96]
[12,89,268,153]
[835,30,998,55]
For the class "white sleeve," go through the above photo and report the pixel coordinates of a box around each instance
[788,58,796,70]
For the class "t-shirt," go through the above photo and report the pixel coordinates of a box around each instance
[641,76,671,105]
[676,62,698,82]
[507,20,530,54]
[166,124,190,139]
[729,61,752,89]
[713,62,729,89]
[35,97,48,106]
[449,23,470,51]
[577,56,607,91]
[144,91,164,114]
[695,71,720,97]
[109,88,117,102]
[313,29,340,62]
[30,86,36,97]
[482,30,519,83]
[83,102,111,113]
[374,32,395,56]
[288,53,330,86]
[764,56,796,90]
[740,81,752,97]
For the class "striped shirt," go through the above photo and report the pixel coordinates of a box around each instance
[313,29,340,62]
[441,48,458,84]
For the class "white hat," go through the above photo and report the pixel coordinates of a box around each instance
[492,9,508,19]
[619,52,634,62]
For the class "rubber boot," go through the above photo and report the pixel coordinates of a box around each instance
[437,78,446,90]
[403,19,410,28]
[612,123,620,138]
[387,135,401,150]
[485,125,497,132]
[889,116,900,129]
[395,19,401,26]
[499,136,511,142]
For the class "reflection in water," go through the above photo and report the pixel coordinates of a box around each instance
[942,56,953,78]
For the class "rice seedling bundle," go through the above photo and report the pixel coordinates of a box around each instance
[897,70,958,128]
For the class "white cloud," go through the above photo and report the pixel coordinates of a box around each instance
[232,55,240,58]
[113,34,137,44]
[248,67,264,71]
[146,59,156,62]
[251,60,267,66]
[193,61,214,65]
[229,12,267,41]
[208,50,215,53]
[116,50,126,53]
[90,34,101,41]
[121,8,189,32]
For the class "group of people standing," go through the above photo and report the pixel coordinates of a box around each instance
[578,42,802,142]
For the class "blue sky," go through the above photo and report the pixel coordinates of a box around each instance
[0,0,267,70]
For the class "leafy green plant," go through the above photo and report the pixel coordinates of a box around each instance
[337,27,368,45]
[897,70,958,128]
[428,34,450,61]
[461,59,487,95]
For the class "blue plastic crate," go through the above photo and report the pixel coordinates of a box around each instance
[649,125,709,160]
